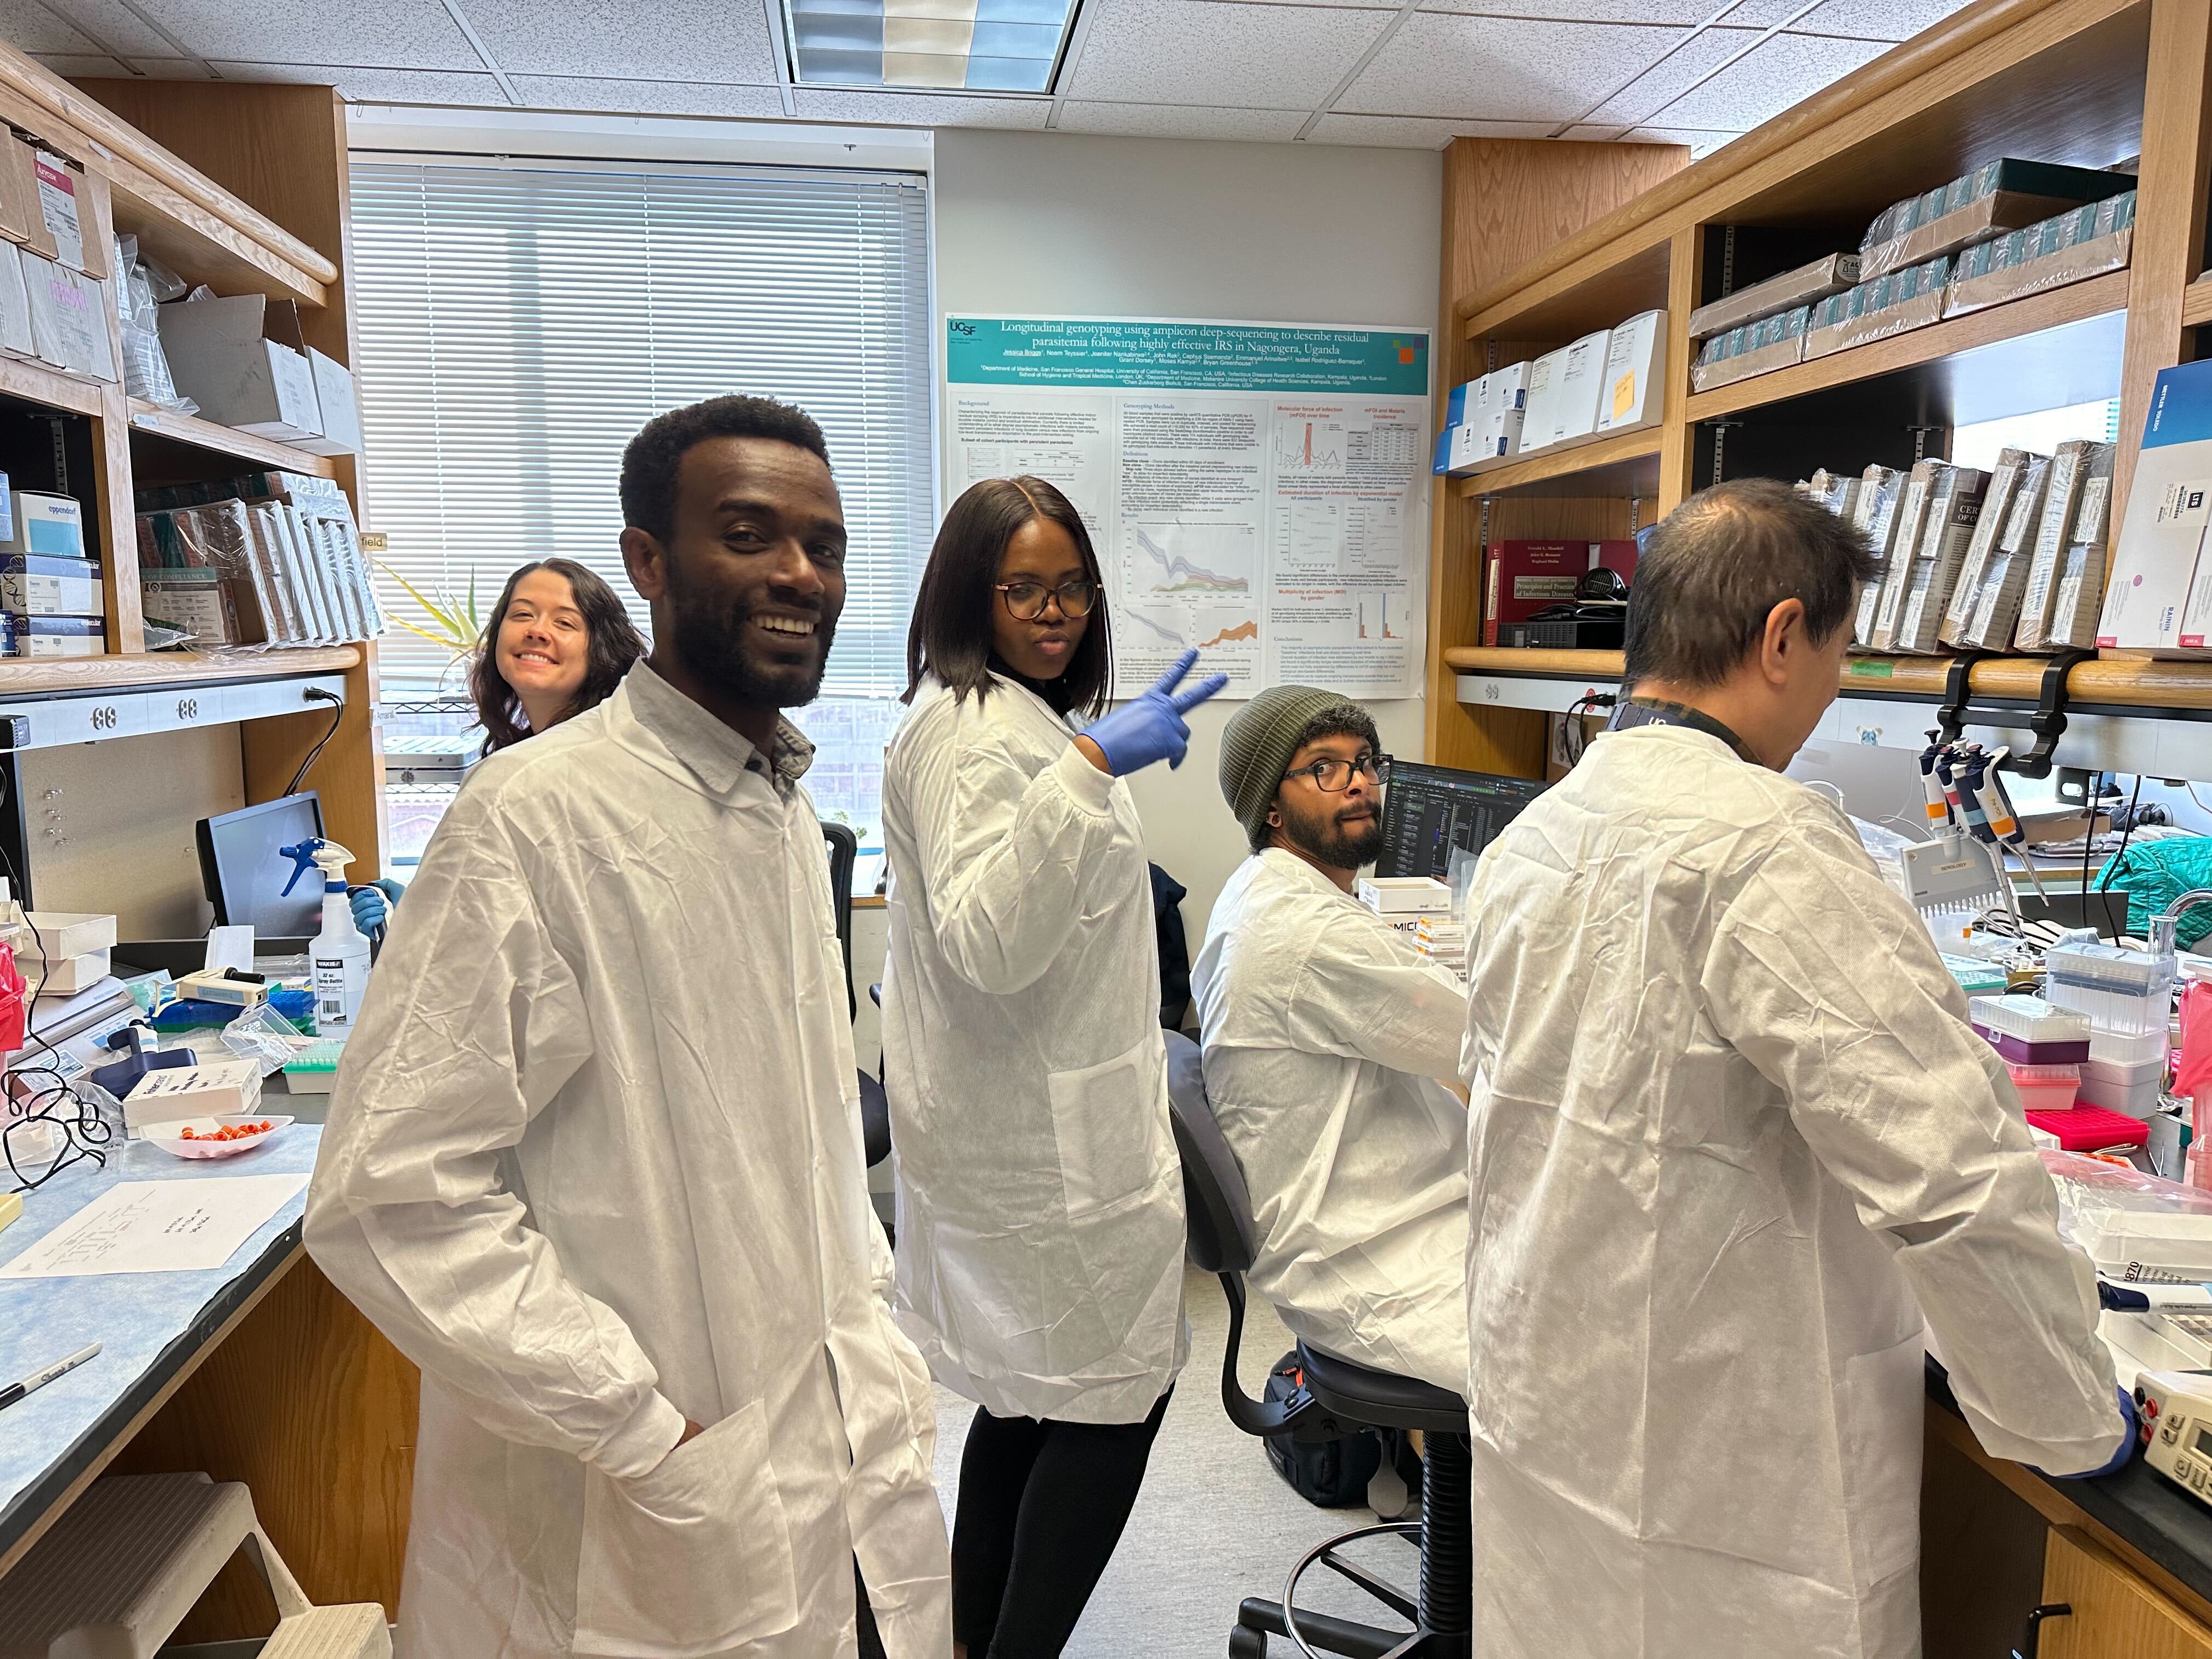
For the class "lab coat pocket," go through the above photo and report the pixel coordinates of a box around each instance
[1835,1330,1925,1590]
[1047,1032,1171,1217]
[574,1400,800,1658]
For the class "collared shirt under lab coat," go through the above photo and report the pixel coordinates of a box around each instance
[881,675,1187,1425]
[1460,723,2125,1659]
[1192,848,1471,1392]
[306,664,949,1659]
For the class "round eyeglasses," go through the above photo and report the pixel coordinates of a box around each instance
[1282,753,1390,793]
[997,578,1100,620]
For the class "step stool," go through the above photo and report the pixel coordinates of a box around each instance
[0,1472,388,1659]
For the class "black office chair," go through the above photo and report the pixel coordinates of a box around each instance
[1164,1029,1473,1659]
[822,822,891,1168]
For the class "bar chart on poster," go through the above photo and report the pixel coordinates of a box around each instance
[944,314,1431,698]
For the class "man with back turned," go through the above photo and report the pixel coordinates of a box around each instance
[1458,478,2134,1658]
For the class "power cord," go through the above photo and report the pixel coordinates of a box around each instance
[0,797,112,1192]
[285,687,346,798]
[1562,691,1618,766]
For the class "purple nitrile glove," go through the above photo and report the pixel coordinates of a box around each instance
[1079,648,1230,776]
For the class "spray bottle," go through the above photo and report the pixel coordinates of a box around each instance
[281,838,369,1032]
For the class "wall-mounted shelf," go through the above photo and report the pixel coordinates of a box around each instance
[0,646,359,698]
[127,400,337,480]
[1684,270,2130,425]
[1453,427,1663,500]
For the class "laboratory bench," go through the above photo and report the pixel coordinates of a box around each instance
[0,1127,413,1645]
[1925,1362,2212,1656]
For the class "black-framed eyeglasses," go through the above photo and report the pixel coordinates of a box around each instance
[996,579,1100,620]
[1282,752,1390,793]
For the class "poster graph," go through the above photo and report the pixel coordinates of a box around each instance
[945,315,1431,699]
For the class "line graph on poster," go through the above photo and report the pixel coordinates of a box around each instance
[1277,496,1408,578]
[1127,521,1256,596]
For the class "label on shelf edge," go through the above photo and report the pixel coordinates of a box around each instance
[1848,660,1895,677]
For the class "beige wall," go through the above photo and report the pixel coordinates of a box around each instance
[930,127,1444,941]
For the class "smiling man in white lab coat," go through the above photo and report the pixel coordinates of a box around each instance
[307,395,949,1659]
[1460,478,2134,1659]
[1192,686,1471,1393]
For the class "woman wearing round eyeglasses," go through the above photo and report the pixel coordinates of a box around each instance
[881,475,1225,1659]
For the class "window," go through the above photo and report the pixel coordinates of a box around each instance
[348,157,934,850]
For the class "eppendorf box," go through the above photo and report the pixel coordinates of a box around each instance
[2104,358,2212,653]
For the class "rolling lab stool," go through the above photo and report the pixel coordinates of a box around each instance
[0,1472,389,1659]
[1163,1030,1474,1659]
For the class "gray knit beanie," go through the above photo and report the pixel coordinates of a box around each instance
[1218,684,1371,848]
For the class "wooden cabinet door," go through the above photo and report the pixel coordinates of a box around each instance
[2041,1527,2212,1658]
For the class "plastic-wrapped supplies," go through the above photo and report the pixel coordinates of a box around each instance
[2045,1149,2212,1283]
[134,469,380,648]
[111,234,194,413]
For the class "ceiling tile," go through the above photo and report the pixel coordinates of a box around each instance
[0,1,98,53]
[1583,23,1755,125]
[1727,0,1967,39]
[1306,113,1556,146]
[1564,120,1740,156]
[790,87,1049,124]
[1643,29,1883,128]
[1421,0,1725,21]
[1338,14,1692,123]
[131,0,479,70]
[1186,0,1397,8]
[1057,100,1306,139]
[510,75,787,117]
[1067,0,1389,110]
[208,61,511,104]
[120,55,211,77]
[461,0,780,84]
[31,50,123,75]
[37,0,187,56]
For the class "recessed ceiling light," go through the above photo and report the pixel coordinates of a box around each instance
[786,0,1080,92]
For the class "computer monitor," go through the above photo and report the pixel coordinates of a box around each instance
[1375,762,1548,880]
[196,793,326,936]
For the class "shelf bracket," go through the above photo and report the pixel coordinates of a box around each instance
[1934,649,2091,778]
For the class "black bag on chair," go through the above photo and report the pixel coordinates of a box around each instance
[1261,1350,1383,1508]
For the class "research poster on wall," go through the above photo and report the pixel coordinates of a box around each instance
[943,314,1432,700]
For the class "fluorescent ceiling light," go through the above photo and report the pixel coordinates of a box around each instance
[787,0,1078,92]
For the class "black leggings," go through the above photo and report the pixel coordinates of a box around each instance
[950,1387,1173,1658]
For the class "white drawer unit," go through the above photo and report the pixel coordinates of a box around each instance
[0,673,345,752]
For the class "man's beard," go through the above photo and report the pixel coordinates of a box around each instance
[667,582,836,710]
[1280,797,1385,871]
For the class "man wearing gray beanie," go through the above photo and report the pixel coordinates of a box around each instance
[1189,685,1472,1391]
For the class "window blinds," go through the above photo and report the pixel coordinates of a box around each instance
[347,157,935,698]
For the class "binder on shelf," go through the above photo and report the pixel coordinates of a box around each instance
[1892,464,1988,654]
[1868,460,1942,651]
[1517,349,1564,456]
[1547,330,1611,447]
[1957,454,2053,650]
[1594,311,1664,434]
[2046,443,2116,650]
[2103,359,2212,655]
[2016,439,2109,651]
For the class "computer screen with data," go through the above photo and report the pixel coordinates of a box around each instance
[1375,763,1548,879]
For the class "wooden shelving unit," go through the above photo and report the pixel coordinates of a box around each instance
[0,51,400,879]
[1426,0,2212,784]
[1454,426,1662,500]
[126,400,338,481]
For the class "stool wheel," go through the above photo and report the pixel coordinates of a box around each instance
[1228,1626,1271,1658]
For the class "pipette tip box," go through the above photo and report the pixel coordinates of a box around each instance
[1971,994,2092,1064]
[2025,1104,2151,1151]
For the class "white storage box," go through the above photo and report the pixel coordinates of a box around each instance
[22,909,116,957]
[123,1057,264,1137]
[0,490,83,559]
[1355,876,1452,915]
[30,946,108,995]
[158,295,324,445]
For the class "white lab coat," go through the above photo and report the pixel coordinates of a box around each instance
[306,665,949,1659]
[881,675,1187,1424]
[1459,724,2125,1659]
[1192,849,1471,1391]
